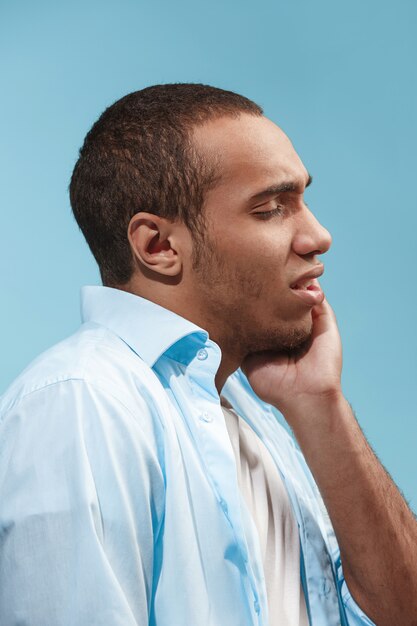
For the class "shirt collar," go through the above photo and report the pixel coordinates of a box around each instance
[80,285,212,369]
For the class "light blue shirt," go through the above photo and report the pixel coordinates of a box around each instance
[0,286,375,626]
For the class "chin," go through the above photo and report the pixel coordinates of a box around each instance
[276,313,313,351]
[238,307,314,356]
[283,329,312,351]
[285,331,313,357]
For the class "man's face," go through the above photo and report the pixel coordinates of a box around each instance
[187,114,332,360]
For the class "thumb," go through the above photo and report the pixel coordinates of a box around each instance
[241,349,287,379]
[241,350,273,379]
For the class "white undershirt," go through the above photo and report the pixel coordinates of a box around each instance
[220,399,309,626]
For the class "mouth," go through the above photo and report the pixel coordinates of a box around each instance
[291,278,320,291]
[290,278,324,306]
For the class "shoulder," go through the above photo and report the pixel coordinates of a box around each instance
[0,323,166,458]
[2,322,151,406]
[0,325,166,550]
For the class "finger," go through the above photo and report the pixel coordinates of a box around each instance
[312,296,337,320]
[310,298,336,336]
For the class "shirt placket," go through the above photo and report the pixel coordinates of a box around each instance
[184,342,268,625]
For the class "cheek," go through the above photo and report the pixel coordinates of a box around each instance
[247,243,289,282]
[232,255,289,304]
[209,221,290,279]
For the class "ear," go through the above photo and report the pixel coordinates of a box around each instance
[127,212,182,277]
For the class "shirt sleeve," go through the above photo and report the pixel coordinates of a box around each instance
[0,378,165,626]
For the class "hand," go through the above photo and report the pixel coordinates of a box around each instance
[241,297,343,419]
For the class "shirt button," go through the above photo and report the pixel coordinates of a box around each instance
[200,412,213,423]
[254,598,260,614]
[197,348,208,360]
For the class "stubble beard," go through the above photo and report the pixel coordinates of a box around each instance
[191,231,313,359]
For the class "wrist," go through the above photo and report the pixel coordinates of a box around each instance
[280,391,356,465]
[278,387,348,431]
[277,386,343,415]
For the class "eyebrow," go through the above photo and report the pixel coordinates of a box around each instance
[248,173,313,203]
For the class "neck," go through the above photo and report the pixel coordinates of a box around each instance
[220,395,233,409]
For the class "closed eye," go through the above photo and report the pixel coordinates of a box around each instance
[254,206,284,220]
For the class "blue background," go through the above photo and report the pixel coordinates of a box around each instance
[1,1,416,507]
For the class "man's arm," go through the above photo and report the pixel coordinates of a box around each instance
[285,391,417,625]
[242,298,417,625]
[0,378,164,625]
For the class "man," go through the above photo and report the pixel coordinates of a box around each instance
[0,83,416,625]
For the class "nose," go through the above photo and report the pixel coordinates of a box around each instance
[291,205,332,258]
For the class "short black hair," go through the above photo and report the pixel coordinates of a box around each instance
[69,83,263,286]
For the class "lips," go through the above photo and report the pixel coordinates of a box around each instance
[290,265,325,306]
[290,265,324,290]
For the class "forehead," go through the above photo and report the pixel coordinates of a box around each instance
[191,114,308,195]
